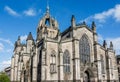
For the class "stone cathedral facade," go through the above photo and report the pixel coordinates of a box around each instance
[11,7,119,82]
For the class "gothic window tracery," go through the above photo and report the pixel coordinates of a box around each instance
[50,50,56,73]
[63,50,70,73]
[79,35,90,64]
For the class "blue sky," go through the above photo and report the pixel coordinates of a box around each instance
[0,0,120,71]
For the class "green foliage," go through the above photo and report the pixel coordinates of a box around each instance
[0,72,10,82]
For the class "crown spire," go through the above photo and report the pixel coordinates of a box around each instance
[46,0,50,13]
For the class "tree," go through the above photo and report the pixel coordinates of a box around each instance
[0,72,10,82]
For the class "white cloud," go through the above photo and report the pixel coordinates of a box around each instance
[0,60,11,71]
[4,6,41,17]
[1,60,11,65]
[94,8,114,23]
[4,6,20,16]
[0,38,13,46]
[114,4,120,21]
[23,8,36,16]
[94,4,120,22]
[82,4,120,24]
[0,43,4,52]
[6,49,12,53]
[20,35,27,42]
[5,40,13,46]
[106,37,120,55]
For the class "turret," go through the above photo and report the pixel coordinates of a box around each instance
[14,36,21,50]
[109,41,113,50]
[26,32,34,41]
[92,21,97,43]
[103,40,107,49]
[26,32,34,53]
[71,15,76,28]
[92,21,96,33]
[83,21,86,25]
[57,29,61,41]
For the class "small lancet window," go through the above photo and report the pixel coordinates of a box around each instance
[50,50,56,73]
[63,50,70,73]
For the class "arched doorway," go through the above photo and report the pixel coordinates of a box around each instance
[84,71,90,82]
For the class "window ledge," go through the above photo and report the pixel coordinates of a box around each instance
[50,71,57,74]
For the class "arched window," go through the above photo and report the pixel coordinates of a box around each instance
[63,50,70,73]
[45,19,50,27]
[50,50,56,73]
[101,55,105,74]
[79,35,90,64]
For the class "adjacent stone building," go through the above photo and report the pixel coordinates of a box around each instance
[4,66,11,78]
[116,55,120,81]
[11,6,119,82]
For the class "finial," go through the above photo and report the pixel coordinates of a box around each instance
[17,36,21,46]
[29,32,31,34]
[103,40,107,48]
[83,21,86,25]
[92,21,96,27]
[18,36,20,40]
[71,15,76,28]
[27,32,34,41]
[92,21,96,33]
[71,15,75,21]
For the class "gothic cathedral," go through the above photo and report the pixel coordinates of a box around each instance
[11,6,119,82]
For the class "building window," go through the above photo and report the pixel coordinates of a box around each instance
[101,55,105,74]
[110,58,113,74]
[118,67,120,73]
[63,50,70,73]
[50,50,56,73]
[42,52,46,65]
[79,35,90,64]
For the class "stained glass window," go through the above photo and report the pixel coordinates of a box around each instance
[50,50,56,73]
[79,35,90,64]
